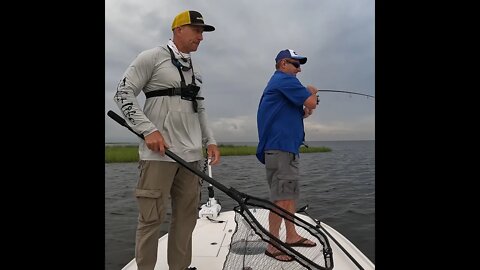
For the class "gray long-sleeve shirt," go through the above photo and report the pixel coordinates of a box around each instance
[113,43,216,162]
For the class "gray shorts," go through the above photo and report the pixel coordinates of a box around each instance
[264,150,300,201]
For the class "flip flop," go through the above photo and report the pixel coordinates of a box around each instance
[264,250,294,262]
[287,238,317,247]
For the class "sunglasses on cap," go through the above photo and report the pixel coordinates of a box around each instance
[284,60,300,68]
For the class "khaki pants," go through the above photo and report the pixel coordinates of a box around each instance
[134,160,201,270]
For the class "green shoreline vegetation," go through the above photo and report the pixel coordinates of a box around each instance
[105,144,331,163]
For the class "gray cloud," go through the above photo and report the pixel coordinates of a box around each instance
[105,0,375,143]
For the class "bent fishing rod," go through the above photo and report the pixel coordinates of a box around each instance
[317,89,374,99]
[107,110,334,270]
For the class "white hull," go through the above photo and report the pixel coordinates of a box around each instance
[122,210,374,270]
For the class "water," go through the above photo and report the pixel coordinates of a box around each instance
[105,140,375,269]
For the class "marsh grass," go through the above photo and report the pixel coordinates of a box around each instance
[105,145,139,163]
[105,144,331,163]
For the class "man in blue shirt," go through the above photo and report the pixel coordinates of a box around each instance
[256,49,319,262]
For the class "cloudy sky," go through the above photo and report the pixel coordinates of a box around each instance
[105,0,375,143]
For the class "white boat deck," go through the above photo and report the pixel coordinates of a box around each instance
[122,210,374,270]
[122,211,237,270]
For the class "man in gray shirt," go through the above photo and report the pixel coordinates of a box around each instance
[114,10,220,270]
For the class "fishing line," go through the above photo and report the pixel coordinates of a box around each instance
[317,89,375,99]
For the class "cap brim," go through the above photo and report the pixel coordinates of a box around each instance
[191,23,215,32]
[292,56,307,64]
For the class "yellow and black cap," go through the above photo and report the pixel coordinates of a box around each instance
[171,10,215,32]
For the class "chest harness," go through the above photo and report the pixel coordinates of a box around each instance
[145,46,204,112]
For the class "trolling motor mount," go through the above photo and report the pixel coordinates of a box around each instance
[198,159,221,219]
[199,186,222,219]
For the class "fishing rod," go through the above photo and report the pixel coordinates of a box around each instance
[317,89,375,99]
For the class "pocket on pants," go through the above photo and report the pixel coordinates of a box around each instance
[277,174,299,195]
[265,151,279,170]
[135,188,162,223]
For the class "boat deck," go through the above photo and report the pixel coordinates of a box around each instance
[122,210,374,269]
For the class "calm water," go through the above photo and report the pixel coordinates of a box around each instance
[105,140,375,270]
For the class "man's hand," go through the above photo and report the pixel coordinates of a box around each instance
[306,85,319,95]
[144,131,169,156]
[206,144,221,165]
[304,107,314,118]
[304,85,319,109]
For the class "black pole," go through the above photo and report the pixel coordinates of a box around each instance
[299,205,365,270]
